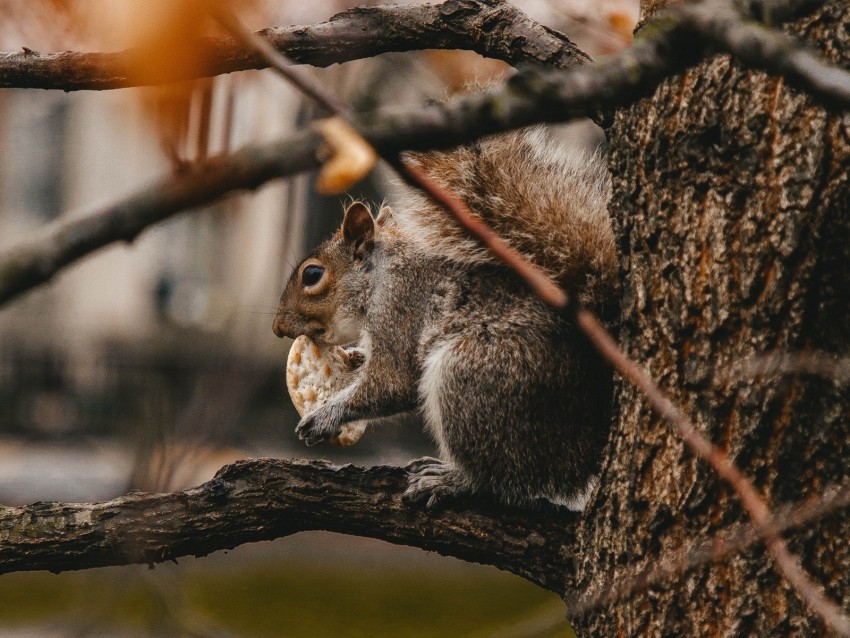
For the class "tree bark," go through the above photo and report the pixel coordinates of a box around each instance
[0,458,579,593]
[573,1,850,634]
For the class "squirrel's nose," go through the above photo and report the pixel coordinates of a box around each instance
[272,313,286,338]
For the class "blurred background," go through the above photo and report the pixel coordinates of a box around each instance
[0,1,636,636]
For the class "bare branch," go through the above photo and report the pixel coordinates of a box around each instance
[0,458,578,594]
[0,0,589,91]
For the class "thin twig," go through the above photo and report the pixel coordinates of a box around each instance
[206,4,345,115]
[718,351,850,385]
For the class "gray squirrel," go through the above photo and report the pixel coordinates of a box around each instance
[273,127,617,509]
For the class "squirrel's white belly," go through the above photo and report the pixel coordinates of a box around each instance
[541,475,598,511]
[418,337,458,463]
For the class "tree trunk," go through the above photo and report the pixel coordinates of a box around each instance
[573,1,850,634]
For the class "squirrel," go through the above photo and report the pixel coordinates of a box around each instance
[273,127,618,509]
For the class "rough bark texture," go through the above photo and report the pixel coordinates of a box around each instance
[573,1,850,635]
[0,458,579,593]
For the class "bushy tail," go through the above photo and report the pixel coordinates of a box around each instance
[394,127,618,309]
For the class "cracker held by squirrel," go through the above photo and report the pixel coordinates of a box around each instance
[273,127,617,509]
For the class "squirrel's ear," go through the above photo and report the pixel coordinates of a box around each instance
[375,205,396,228]
[342,202,375,256]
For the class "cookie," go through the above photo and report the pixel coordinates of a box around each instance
[286,335,367,446]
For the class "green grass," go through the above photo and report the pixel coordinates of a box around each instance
[187,562,569,637]
[0,572,78,624]
[0,536,576,637]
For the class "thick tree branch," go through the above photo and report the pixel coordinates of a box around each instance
[0,0,589,91]
[0,458,579,595]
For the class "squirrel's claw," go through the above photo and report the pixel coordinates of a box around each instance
[295,408,342,446]
[403,457,469,509]
[404,456,444,474]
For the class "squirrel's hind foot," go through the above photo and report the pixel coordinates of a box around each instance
[404,457,470,509]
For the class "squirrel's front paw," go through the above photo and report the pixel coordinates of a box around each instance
[403,457,469,509]
[295,406,342,446]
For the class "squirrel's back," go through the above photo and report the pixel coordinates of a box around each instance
[397,127,617,309]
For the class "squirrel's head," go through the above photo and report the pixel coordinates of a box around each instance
[273,201,395,347]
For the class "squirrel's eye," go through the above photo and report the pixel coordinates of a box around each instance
[301,264,325,288]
